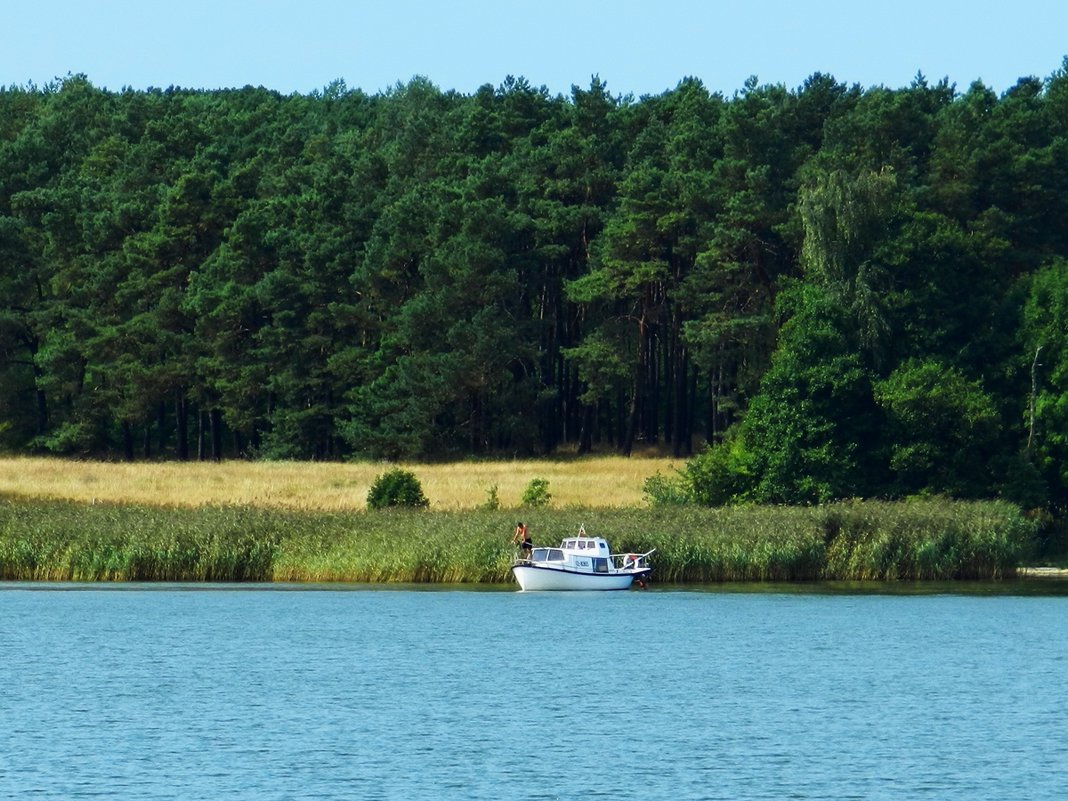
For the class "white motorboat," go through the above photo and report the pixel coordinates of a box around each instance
[511,528,653,591]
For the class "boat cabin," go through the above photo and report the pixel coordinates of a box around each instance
[562,537,610,554]
[528,537,614,574]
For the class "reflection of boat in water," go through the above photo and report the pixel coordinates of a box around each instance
[511,528,654,591]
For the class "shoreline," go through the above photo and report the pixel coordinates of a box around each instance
[1,575,1066,592]
[1017,566,1068,579]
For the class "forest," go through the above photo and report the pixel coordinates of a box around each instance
[1,63,1067,510]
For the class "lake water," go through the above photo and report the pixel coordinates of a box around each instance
[1,583,1066,800]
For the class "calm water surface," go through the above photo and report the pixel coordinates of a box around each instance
[1,583,1066,800]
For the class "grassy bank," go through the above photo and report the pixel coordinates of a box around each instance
[0,496,1034,583]
[0,456,678,510]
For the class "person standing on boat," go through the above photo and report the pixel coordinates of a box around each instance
[513,521,533,560]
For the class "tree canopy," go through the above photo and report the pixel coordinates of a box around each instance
[3,63,1068,509]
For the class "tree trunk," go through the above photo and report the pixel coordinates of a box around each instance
[210,408,223,461]
[122,421,135,462]
[27,331,49,435]
[577,405,593,455]
[671,348,689,458]
[663,322,673,447]
[622,309,652,457]
[1027,345,1043,455]
[157,404,167,455]
[175,393,189,461]
[644,323,658,444]
[32,363,48,436]
[621,387,638,457]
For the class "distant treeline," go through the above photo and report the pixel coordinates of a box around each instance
[1,65,1068,506]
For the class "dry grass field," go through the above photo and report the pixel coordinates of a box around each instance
[0,455,682,511]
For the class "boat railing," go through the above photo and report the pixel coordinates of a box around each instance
[610,550,655,570]
[514,548,654,571]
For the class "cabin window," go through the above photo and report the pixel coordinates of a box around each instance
[531,549,548,561]
[577,541,586,549]
[592,558,609,573]
[546,549,565,561]
[598,542,607,551]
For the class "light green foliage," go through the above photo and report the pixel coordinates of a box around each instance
[681,437,756,506]
[481,484,501,511]
[642,471,691,507]
[0,497,1034,583]
[520,477,551,508]
[798,168,898,356]
[800,167,899,287]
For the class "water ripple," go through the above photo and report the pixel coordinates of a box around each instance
[0,589,1066,800]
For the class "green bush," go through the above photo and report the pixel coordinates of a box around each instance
[367,468,429,510]
[683,439,756,506]
[521,477,551,508]
[643,471,691,507]
[481,484,501,511]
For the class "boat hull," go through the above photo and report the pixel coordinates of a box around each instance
[511,564,646,591]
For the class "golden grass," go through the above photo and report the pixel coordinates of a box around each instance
[0,455,682,511]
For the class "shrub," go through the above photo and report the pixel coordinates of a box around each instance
[642,471,691,507]
[521,478,551,508]
[366,469,429,510]
[684,439,756,506]
[481,484,501,511]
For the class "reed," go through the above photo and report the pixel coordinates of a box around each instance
[0,496,1034,583]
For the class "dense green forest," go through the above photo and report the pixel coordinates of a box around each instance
[2,64,1068,509]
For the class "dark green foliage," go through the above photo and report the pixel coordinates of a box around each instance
[873,359,1000,496]
[1021,258,1068,507]
[366,469,429,510]
[740,283,884,503]
[2,64,1068,518]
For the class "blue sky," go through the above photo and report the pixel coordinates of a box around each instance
[3,0,1066,98]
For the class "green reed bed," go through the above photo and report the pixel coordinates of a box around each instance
[818,499,1031,580]
[0,495,1034,583]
